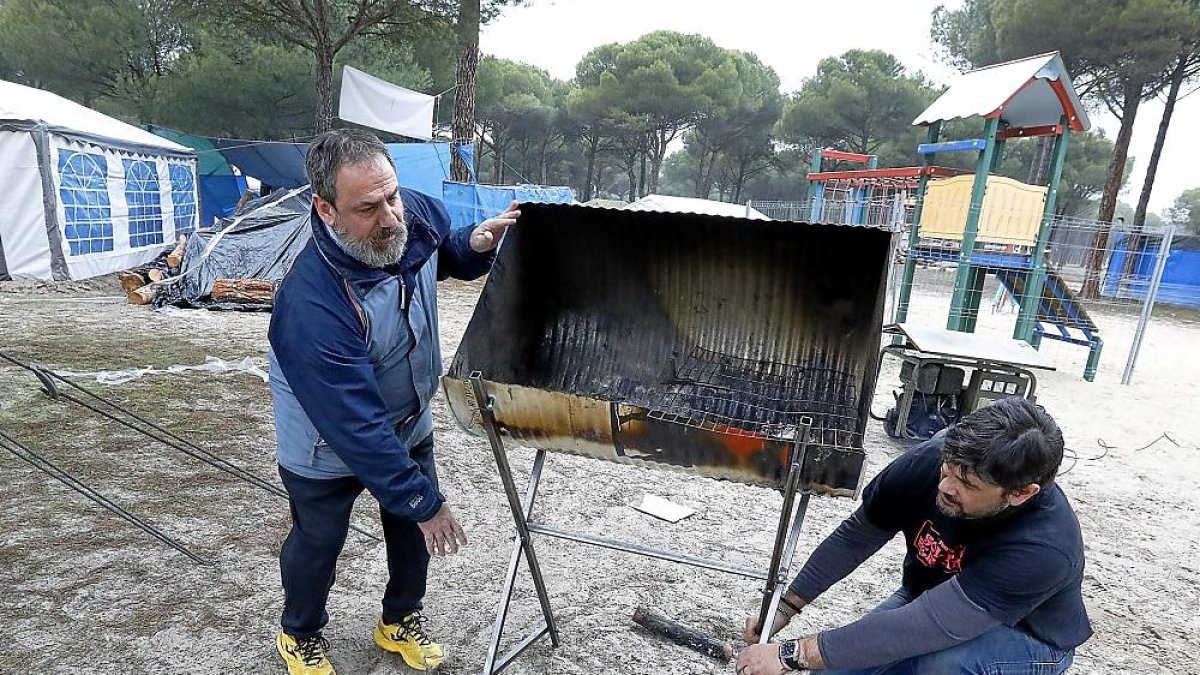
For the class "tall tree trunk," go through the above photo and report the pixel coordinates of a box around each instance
[1081,78,1144,299]
[702,147,720,198]
[693,144,709,198]
[312,0,334,133]
[1122,54,1190,283]
[314,45,335,133]
[1027,136,1054,185]
[732,156,750,204]
[451,0,481,183]
[583,134,598,201]
[639,151,648,197]
[626,151,637,201]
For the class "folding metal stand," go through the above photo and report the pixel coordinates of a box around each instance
[469,374,814,674]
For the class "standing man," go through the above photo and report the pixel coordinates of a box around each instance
[737,398,1091,674]
[269,129,517,675]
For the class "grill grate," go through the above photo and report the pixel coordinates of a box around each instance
[632,346,863,448]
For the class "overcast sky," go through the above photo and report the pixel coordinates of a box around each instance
[481,0,1199,215]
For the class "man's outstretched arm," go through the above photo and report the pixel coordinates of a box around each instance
[746,507,895,643]
[789,507,896,603]
[737,578,1001,674]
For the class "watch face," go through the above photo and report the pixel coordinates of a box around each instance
[779,640,800,669]
[780,640,797,659]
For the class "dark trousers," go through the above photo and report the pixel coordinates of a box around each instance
[278,433,438,639]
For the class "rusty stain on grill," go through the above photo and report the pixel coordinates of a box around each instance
[442,203,892,495]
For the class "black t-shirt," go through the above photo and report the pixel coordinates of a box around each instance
[862,437,1093,650]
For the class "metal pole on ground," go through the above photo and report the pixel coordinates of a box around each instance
[1121,224,1175,385]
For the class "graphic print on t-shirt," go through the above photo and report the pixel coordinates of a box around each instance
[914,520,965,574]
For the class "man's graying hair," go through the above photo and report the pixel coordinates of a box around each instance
[305,129,394,206]
[941,398,1065,490]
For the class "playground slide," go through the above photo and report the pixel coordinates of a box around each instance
[996,267,1098,334]
[996,266,1103,381]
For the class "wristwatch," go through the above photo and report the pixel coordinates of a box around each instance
[778,639,804,671]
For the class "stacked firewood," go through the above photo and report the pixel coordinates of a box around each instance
[119,235,187,304]
[118,235,276,306]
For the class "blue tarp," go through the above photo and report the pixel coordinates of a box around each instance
[211,139,473,197]
[442,181,575,229]
[213,139,308,190]
[388,143,472,198]
[1104,232,1200,308]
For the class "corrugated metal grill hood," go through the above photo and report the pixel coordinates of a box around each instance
[443,203,892,495]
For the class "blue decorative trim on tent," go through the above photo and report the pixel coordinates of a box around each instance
[169,163,198,236]
[124,159,164,248]
[57,149,114,256]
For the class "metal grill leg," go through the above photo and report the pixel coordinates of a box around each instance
[472,375,560,675]
[756,419,812,643]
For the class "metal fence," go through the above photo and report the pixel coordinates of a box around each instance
[749,196,1199,385]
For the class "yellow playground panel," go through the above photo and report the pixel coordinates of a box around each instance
[918,175,1048,247]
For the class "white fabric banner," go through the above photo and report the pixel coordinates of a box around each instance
[0,130,52,280]
[338,66,435,140]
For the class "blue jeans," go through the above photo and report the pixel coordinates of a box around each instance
[821,589,1074,675]
[278,433,439,638]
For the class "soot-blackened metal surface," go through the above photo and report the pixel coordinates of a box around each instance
[443,203,891,493]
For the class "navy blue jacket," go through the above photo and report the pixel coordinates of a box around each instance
[268,188,493,522]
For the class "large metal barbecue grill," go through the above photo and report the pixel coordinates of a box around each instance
[443,203,892,672]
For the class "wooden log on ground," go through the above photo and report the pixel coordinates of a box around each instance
[127,284,157,305]
[166,235,187,269]
[118,271,147,295]
[211,278,275,305]
[632,607,734,662]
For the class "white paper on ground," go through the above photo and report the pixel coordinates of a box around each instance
[633,494,696,523]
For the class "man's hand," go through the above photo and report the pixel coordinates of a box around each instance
[743,592,805,643]
[417,503,468,556]
[735,643,789,675]
[736,637,824,674]
[470,200,520,253]
[743,610,792,644]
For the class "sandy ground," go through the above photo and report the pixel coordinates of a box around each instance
[0,269,1197,675]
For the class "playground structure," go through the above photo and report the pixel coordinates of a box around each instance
[804,52,1104,380]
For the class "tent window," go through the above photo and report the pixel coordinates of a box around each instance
[124,159,164,248]
[57,149,114,256]
[169,163,197,236]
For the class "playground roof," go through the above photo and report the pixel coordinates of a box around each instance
[913,52,1090,132]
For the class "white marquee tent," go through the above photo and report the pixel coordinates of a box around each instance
[0,79,198,281]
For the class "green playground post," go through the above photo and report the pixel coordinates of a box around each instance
[990,138,1007,173]
[947,116,1001,332]
[1014,117,1071,343]
[894,121,941,326]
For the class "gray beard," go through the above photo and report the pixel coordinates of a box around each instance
[331,224,408,268]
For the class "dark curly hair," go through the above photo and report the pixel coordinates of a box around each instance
[941,398,1065,490]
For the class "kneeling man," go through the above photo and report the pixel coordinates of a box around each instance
[738,398,1091,674]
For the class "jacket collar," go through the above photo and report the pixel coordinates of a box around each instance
[309,191,442,292]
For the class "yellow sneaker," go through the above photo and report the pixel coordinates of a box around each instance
[373,613,446,671]
[276,632,335,675]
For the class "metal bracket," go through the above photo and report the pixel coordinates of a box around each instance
[30,364,59,399]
